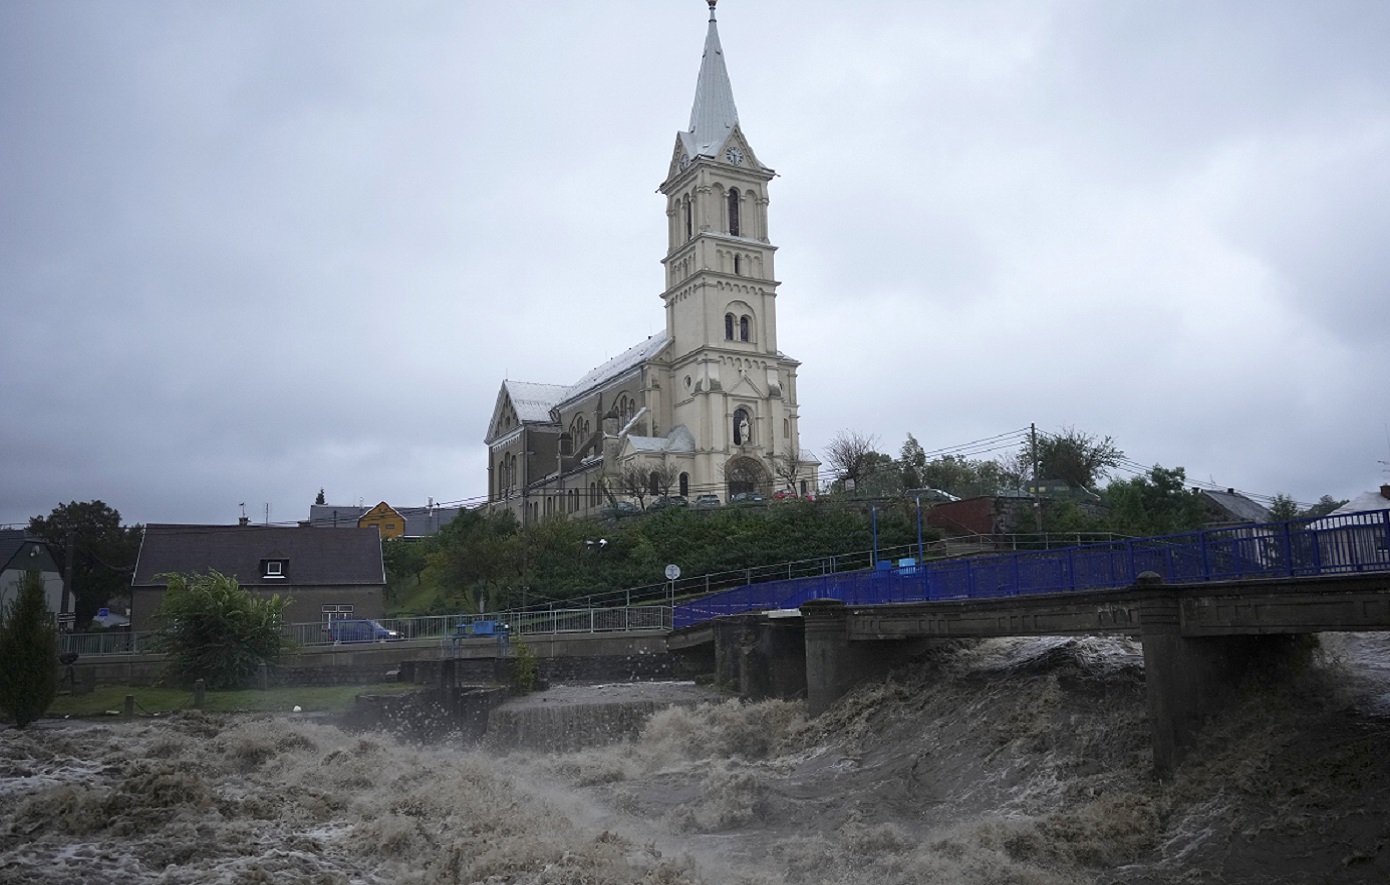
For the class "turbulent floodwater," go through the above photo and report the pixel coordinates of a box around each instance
[3,634,1389,884]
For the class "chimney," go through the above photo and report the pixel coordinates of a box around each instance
[1381,484,1390,501]
[1227,488,1235,495]
[238,516,250,526]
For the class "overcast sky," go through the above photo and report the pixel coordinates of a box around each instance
[3,0,1388,529]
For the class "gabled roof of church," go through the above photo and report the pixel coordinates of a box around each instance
[681,3,740,161]
[506,381,570,422]
[556,332,670,411]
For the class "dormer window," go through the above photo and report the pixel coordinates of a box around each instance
[262,559,288,580]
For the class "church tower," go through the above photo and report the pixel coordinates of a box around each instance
[655,0,811,499]
[482,1,816,521]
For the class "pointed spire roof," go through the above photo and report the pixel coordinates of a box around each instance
[683,1,739,159]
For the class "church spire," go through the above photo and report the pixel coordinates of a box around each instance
[684,0,739,159]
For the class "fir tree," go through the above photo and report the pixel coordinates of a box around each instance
[0,570,60,728]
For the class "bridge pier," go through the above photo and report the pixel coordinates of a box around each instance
[803,599,926,716]
[711,612,806,700]
[1139,585,1306,777]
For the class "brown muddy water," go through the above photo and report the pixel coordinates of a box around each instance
[3,634,1389,884]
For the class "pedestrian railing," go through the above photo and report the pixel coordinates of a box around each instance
[673,509,1390,628]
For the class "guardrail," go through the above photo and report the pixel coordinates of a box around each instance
[674,509,1390,628]
[61,605,673,658]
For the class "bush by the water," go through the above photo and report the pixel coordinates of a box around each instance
[0,570,59,727]
[153,570,290,689]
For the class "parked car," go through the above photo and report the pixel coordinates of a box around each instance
[600,500,640,519]
[729,492,766,506]
[323,619,400,643]
[650,495,689,511]
[692,493,722,509]
[772,490,799,500]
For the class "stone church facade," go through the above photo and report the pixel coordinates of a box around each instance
[485,3,818,524]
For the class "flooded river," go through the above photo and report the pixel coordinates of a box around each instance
[3,634,1388,883]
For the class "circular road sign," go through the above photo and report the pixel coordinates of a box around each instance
[664,564,681,581]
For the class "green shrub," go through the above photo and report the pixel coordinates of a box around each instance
[152,571,290,689]
[0,570,59,727]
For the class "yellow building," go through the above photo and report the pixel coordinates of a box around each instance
[357,501,406,539]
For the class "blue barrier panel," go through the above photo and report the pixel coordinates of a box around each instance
[668,510,1390,631]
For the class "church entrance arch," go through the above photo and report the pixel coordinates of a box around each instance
[725,456,771,499]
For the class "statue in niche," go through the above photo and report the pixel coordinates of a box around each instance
[734,409,751,446]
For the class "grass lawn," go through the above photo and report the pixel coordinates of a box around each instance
[45,682,421,719]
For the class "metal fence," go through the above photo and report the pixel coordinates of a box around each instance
[61,605,672,658]
[673,509,1390,629]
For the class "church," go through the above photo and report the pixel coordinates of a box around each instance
[484,2,818,523]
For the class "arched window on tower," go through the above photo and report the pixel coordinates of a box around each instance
[724,313,735,340]
[727,188,740,236]
[684,195,692,241]
[733,408,751,445]
[733,254,741,275]
[739,315,750,342]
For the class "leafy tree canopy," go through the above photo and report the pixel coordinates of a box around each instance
[153,570,290,689]
[1025,427,1125,490]
[28,500,141,625]
[0,570,59,727]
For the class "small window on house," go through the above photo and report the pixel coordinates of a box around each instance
[739,315,750,342]
[725,313,735,340]
[262,559,287,579]
[321,604,353,623]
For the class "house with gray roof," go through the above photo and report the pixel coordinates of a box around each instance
[0,529,67,622]
[130,524,385,630]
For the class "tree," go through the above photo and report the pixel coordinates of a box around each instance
[1104,466,1208,536]
[823,430,882,493]
[1028,427,1124,489]
[152,571,290,689]
[899,434,927,490]
[619,464,655,510]
[28,501,141,626]
[1303,495,1348,519]
[314,488,326,505]
[0,571,59,728]
[771,451,809,495]
[1269,493,1300,522]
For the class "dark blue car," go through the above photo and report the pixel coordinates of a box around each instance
[323,619,400,643]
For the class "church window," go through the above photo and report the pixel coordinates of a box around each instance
[783,418,790,439]
[649,471,660,496]
[733,408,751,445]
[588,482,598,507]
[739,315,750,342]
[683,195,692,241]
[727,188,740,236]
[724,313,735,340]
[679,473,689,497]
[734,254,741,275]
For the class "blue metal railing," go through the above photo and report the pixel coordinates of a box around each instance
[673,509,1390,629]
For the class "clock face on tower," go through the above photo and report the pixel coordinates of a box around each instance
[679,153,691,170]
[725,146,744,166]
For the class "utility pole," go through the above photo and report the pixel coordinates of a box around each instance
[1030,423,1043,533]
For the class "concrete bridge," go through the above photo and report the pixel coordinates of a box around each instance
[670,569,1390,776]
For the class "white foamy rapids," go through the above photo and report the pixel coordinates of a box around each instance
[4,634,1389,884]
